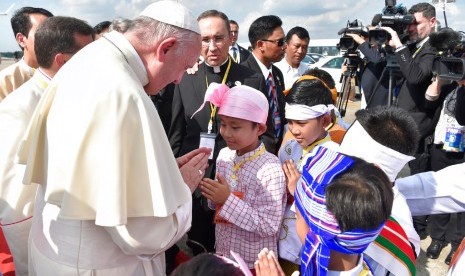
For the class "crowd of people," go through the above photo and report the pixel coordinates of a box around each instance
[0,1,464,276]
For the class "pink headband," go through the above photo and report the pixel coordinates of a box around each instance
[192,83,269,125]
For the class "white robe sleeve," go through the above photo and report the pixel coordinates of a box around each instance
[395,163,465,216]
[103,200,192,258]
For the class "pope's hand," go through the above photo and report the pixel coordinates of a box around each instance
[178,148,211,193]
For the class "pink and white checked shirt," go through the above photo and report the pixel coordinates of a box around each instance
[211,143,287,268]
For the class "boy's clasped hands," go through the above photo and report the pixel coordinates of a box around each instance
[200,174,231,205]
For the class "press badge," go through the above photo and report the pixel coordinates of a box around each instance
[200,132,216,159]
[443,127,464,152]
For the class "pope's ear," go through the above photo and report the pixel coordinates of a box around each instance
[157,37,177,62]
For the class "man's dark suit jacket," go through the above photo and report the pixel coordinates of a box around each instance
[358,42,390,108]
[168,59,269,178]
[396,40,436,138]
[236,44,251,63]
[241,55,286,153]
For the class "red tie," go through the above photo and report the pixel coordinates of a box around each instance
[267,72,281,137]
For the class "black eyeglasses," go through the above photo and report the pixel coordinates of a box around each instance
[262,38,285,47]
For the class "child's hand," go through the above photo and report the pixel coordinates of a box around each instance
[254,248,289,276]
[282,160,301,196]
[200,174,231,204]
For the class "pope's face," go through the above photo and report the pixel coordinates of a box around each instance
[144,35,201,95]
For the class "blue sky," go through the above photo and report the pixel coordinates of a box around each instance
[0,0,464,52]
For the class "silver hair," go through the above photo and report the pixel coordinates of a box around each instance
[109,17,132,33]
[127,16,199,54]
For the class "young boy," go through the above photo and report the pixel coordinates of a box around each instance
[277,76,339,272]
[295,146,393,275]
[197,83,287,270]
[339,107,421,276]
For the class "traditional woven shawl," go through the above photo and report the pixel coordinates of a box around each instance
[294,146,384,276]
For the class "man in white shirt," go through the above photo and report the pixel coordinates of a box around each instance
[0,7,53,101]
[275,26,310,90]
[228,20,250,63]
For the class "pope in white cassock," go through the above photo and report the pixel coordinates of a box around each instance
[15,1,209,275]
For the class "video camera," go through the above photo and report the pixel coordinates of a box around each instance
[430,28,465,81]
[369,0,413,46]
[337,19,368,52]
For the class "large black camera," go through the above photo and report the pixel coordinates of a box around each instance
[369,0,413,45]
[430,28,465,81]
[337,19,368,51]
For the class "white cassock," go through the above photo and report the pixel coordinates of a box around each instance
[0,69,50,276]
[396,162,465,276]
[17,31,192,276]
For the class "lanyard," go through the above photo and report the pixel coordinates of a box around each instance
[231,146,266,186]
[205,57,232,133]
[412,44,423,58]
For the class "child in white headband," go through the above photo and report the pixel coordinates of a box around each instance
[277,76,340,273]
[339,106,421,276]
[197,83,287,271]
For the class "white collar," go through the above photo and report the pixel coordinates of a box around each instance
[205,58,228,73]
[252,52,272,79]
[416,36,429,49]
[103,31,149,86]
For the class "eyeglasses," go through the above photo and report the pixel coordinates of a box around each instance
[201,35,226,48]
[262,38,286,47]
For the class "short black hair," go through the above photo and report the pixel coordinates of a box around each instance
[93,20,111,34]
[285,26,309,43]
[171,253,243,276]
[11,7,53,39]
[326,157,393,232]
[248,15,282,49]
[35,16,94,68]
[303,68,336,89]
[285,78,333,107]
[409,2,436,19]
[197,10,230,33]
[355,106,420,155]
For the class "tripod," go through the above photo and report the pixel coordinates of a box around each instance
[365,52,402,107]
[337,54,361,117]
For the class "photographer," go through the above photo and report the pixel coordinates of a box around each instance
[381,2,437,241]
[346,31,391,107]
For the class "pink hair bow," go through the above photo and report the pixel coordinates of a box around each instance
[191,83,230,119]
